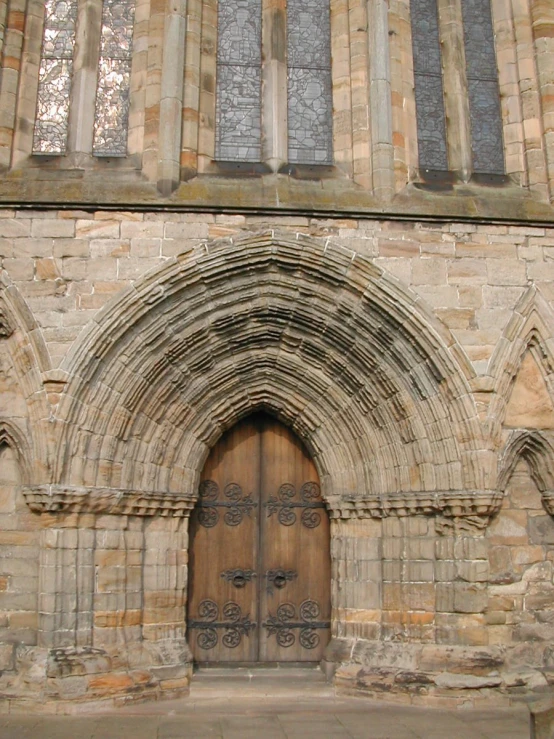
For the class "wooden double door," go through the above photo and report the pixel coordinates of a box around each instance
[187,413,331,663]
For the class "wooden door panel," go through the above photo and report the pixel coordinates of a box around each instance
[259,418,330,662]
[187,419,260,662]
[188,413,330,664]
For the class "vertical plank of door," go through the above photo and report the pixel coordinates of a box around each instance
[188,418,260,662]
[258,417,331,662]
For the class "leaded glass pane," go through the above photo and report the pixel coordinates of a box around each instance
[93,0,136,157]
[33,0,78,154]
[462,0,504,174]
[287,0,333,165]
[215,0,262,162]
[410,0,448,171]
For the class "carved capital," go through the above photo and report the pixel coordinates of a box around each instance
[327,490,503,531]
[23,484,196,517]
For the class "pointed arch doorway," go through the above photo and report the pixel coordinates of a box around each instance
[187,413,331,664]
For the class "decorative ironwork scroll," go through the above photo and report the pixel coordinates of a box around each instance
[461,0,504,174]
[263,600,329,649]
[286,0,333,165]
[33,0,78,154]
[410,0,448,171]
[93,0,136,156]
[265,568,297,595]
[215,0,262,161]
[197,480,257,528]
[188,599,256,650]
[264,482,325,528]
[221,568,257,589]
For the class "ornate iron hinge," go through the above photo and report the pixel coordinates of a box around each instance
[188,600,256,650]
[263,599,330,649]
[197,480,257,528]
[264,482,325,528]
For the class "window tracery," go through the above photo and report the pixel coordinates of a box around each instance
[215,0,262,162]
[214,0,333,167]
[461,0,504,175]
[286,0,333,165]
[93,0,136,156]
[410,0,504,177]
[32,0,78,154]
[32,0,136,158]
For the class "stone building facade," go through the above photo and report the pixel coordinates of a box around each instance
[0,0,553,712]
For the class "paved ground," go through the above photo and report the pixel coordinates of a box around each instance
[0,668,531,738]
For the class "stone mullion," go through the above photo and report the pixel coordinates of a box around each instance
[0,0,30,169]
[180,0,202,178]
[156,0,187,195]
[389,0,418,189]
[262,0,287,171]
[530,0,554,203]
[502,0,548,196]
[141,0,165,181]
[330,0,354,178]
[196,0,215,173]
[66,0,102,162]
[437,0,472,181]
[126,0,150,163]
[367,0,394,200]
[348,0,370,188]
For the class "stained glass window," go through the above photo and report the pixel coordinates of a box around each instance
[92,0,136,157]
[33,0,78,154]
[215,0,262,162]
[461,0,504,174]
[286,0,333,165]
[410,0,448,171]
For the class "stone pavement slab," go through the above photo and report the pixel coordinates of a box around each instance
[0,667,532,738]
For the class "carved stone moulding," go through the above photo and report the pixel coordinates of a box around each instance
[0,307,14,337]
[327,490,504,526]
[22,484,196,517]
[543,490,554,516]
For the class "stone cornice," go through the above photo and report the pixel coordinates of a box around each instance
[326,490,504,522]
[22,485,196,517]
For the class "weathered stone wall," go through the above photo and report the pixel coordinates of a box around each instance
[0,218,552,709]
[0,0,553,714]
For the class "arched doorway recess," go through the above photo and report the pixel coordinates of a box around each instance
[187,413,331,663]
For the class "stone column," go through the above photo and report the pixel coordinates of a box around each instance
[435,519,489,646]
[367,0,395,200]
[531,0,554,203]
[262,0,288,172]
[325,516,382,677]
[437,0,472,181]
[382,517,436,642]
[156,0,187,195]
[3,0,34,168]
[141,0,167,182]
[39,525,95,648]
[66,0,102,163]
[0,0,8,62]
